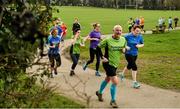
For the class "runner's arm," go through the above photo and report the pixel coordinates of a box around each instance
[136,44,144,48]
[86,35,100,41]
[136,36,144,48]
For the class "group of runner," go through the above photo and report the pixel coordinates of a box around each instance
[47,17,144,108]
[95,25,144,108]
[47,18,67,77]
[127,16,145,33]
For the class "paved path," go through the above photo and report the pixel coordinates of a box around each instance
[30,29,180,108]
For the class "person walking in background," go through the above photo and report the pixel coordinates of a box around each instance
[174,16,179,28]
[72,18,81,35]
[168,17,173,30]
[95,25,126,108]
[120,26,144,89]
[83,23,102,76]
[69,29,84,76]
[158,17,163,29]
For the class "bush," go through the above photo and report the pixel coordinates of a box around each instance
[0,0,55,107]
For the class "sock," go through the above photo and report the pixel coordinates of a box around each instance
[110,84,117,102]
[99,80,108,94]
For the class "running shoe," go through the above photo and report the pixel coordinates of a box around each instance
[96,91,103,102]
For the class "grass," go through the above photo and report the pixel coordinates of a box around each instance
[39,93,84,108]
[77,30,180,92]
[53,6,180,38]
[0,80,84,108]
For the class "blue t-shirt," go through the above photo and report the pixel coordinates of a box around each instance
[50,26,62,36]
[48,35,61,54]
[89,30,101,49]
[125,33,144,56]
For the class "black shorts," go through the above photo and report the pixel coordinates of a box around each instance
[125,54,137,71]
[48,53,61,67]
[103,62,117,77]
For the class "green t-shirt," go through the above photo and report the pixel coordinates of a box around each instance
[98,36,126,68]
[128,20,134,27]
[71,35,83,54]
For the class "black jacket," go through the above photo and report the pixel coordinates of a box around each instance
[72,23,81,32]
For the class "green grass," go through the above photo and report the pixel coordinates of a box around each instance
[53,6,180,38]
[39,94,84,108]
[0,81,84,108]
[78,30,180,92]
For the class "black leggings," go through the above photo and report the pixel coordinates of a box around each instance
[86,48,100,71]
[48,53,61,68]
[125,54,137,71]
[70,54,80,70]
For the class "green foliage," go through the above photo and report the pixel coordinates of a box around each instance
[0,0,56,107]
[0,2,83,108]
[52,0,180,10]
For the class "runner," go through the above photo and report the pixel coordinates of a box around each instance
[83,23,102,76]
[69,29,84,76]
[50,18,63,37]
[60,22,68,46]
[72,18,81,35]
[135,17,140,26]
[120,26,144,89]
[127,17,135,33]
[95,25,126,108]
[140,16,145,32]
[48,28,61,78]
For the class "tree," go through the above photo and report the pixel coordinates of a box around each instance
[50,0,180,10]
[173,0,180,10]
[0,0,54,107]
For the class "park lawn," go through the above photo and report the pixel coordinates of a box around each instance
[0,80,84,108]
[78,30,180,92]
[53,6,180,38]
[0,83,84,108]
[39,93,84,108]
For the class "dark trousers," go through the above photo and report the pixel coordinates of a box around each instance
[128,26,132,33]
[175,22,178,27]
[48,53,61,67]
[168,24,173,29]
[86,48,100,71]
[70,54,80,70]
[125,54,138,71]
